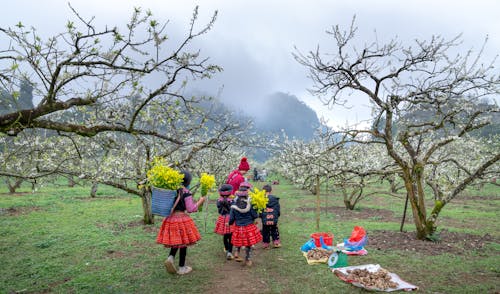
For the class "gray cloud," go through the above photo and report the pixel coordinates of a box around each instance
[3,0,499,128]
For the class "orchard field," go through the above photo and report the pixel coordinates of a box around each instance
[1,177,498,293]
[2,7,499,294]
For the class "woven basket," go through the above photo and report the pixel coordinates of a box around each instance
[151,187,178,217]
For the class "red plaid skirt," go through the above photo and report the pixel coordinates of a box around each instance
[231,223,262,247]
[214,215,232,235]
[156,212,201,248]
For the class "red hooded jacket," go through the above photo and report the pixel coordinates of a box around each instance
[226,169,245,193]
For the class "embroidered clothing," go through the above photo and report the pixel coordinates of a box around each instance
[156,188,201,248]
[229,196,262,247]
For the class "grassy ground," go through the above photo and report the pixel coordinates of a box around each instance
[0,178,498,293]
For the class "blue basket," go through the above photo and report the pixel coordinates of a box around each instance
[151,187,178,217]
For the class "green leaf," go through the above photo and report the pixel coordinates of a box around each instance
[114,32,123,42]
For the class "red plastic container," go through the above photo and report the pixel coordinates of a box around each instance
[311,232,334,247]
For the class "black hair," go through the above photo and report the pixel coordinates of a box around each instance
[262,184,272,193]
[235,195,248,209]
[180,170,192,187]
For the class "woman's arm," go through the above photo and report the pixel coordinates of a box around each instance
[184,193,205,213]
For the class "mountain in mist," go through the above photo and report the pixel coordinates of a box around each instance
[197,91,321,141]
[195,91,321,161]
[372,97,499,138]
[0,80,34,115]
[252,92,320,140]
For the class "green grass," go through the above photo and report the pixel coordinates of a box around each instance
[0,178,499,293]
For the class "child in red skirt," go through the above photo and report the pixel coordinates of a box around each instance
[214,184,235,260]
[156,170,206,275]
[228,185,262,266]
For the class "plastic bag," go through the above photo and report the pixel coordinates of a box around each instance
[344,226,368,251]
[300,238,316,252]
[344,235,368,251]
[348,226,366,242]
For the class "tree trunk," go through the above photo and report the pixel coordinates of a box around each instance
[341,185,359,210]
[408,192,430,239]
[425,200,445,236]
[90,182,98,198]
[141,191,154,225]
[324,179,329,214]
[389,175,397,193]
[68,176,76,187]
[400,193,409,232]
[343,199,355,210]
[403,171,433,239]
[6,178,23,194]
[315,176,320,230]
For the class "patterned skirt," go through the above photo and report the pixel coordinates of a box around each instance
[156,211,201,248]
[214,215,232,235]
[231,223,263,247]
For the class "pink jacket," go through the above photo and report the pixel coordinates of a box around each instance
[173,188,199,213]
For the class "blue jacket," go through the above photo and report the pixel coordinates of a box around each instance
[229,197,258,226]
[260,195,280,226]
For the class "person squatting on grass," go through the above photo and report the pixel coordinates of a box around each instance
[156,170,206,275]
[260,184,281,249]
[214,184,235,260]
[228,182,262,266]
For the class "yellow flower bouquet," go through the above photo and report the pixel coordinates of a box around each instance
[249,188,268,213]
[198,173,216,212]
[200,173,216,196]
[146,157,184,190]
[146,157,184,217]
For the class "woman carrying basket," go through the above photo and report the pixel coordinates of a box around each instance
[156,170,206,275]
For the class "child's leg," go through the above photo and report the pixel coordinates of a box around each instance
[177,247,192,275]
[164,248,178,274]
[271,225,280,241]
[224,234,234,259]
[262,225,271,247]
[223,234,232,252]
[272,225,281,247]
[223,234,229,251]
[234,246,243,261]
[179,247,187,267]
[244,246,253,266]
[227,234,233,252]
[169,247,178,257]
[245,246,252,261]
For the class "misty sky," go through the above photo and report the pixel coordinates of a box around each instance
[3,0,499,128]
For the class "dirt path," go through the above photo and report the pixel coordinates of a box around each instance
[203,245,270,294]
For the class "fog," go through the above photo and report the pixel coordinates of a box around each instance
[3,0,499,128]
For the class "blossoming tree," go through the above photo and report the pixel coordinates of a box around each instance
[294,21,500,239]
[0,6,219,136]
[275,130,398,211]
[0,6,254,224]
